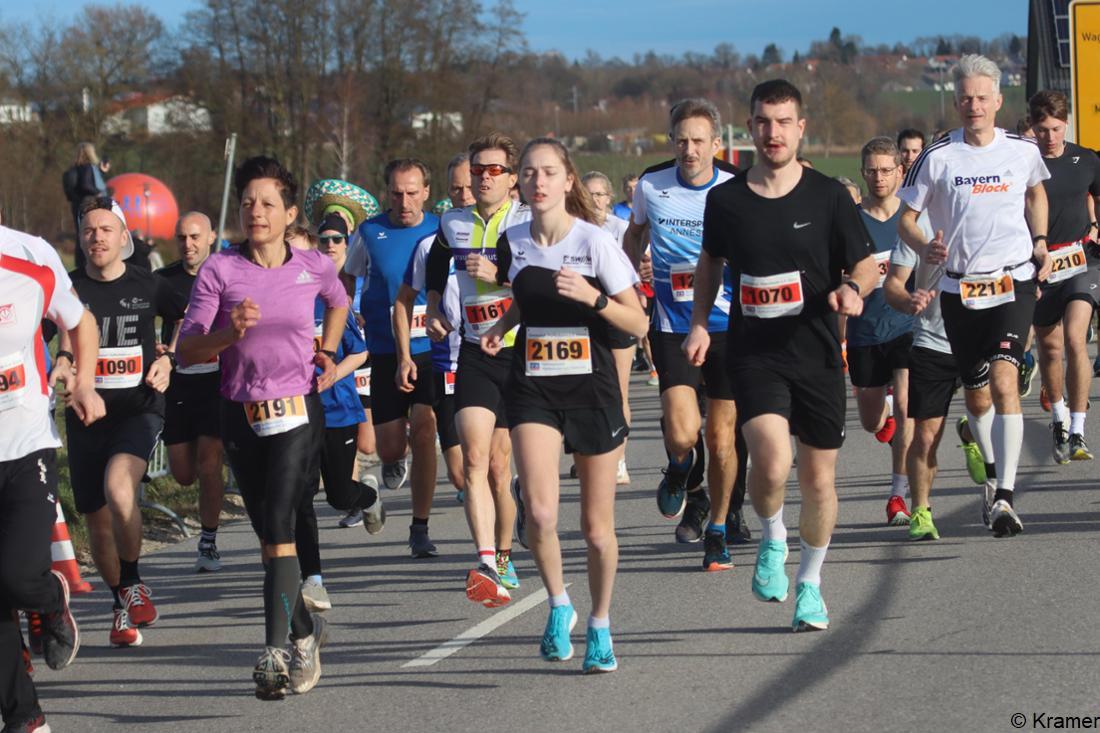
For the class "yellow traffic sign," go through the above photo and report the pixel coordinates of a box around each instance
[1071,0,1100,148]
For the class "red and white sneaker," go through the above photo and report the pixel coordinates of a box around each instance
[875,416,897,444]
[6,711,50,732]
[25,612,43,656]
[120,583,158,627]
[110,607,143,648]
[886,495,911,526]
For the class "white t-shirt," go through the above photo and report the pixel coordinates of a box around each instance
[600,214,629,247]
[890,212,950,354]
[897,127,1050,294]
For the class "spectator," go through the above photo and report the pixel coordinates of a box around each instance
[62,142,108,269]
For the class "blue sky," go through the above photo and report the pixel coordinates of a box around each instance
[1,0,1027,61]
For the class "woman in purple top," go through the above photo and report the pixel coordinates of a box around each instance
[177,156,348,701]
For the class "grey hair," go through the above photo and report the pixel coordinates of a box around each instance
[669,98,722,138]
[581,171,613,192]
[953,54,1001,97]
[446,153,469,183]
[835,176,861,194]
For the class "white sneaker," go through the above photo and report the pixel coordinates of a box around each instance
[990,499,1023,538]
[289,613,328,695]
[363,476,385,535]
[194,542,222,572]
[981,479,996,530]
[299,579,332,612]
[616,457,630,485]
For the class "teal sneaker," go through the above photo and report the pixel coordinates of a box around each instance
[582,626,618,674]
[751,540,789,602]
[497,554,520,590]
[539,605,577,662]
[792,582,829,632]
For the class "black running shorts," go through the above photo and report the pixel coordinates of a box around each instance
[370,352,436,425]
[455,341,508,429]
[650,329,734,401]
[433,369,460,452]
[940,279,1037,380]
[1033,264,1100,328]
[506,403,628,456]
[162,372,221,446]
[65,412,164,514]
[847,332,913,389]
[907,346,961,420]
[732,362,847,450]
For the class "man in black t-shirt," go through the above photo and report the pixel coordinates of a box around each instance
[684,80,877,633]
[1028,91,1100,463]
[59,197,186,648]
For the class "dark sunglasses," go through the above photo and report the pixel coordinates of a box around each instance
[470,164,513,177]
[319,235,346,245]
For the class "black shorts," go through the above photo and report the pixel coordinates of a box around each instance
[1033,264,1100,328]
[507,403,628,456]
[941,279,1037,380]
[162,373,221,445]
[65,412,164,514]
[650,329,734,401]
[455,341,508,429]
[433,370,460,451]
[607,326,637,350]
[370,352,435,425]
[847,333,913,388]
[732,362,846,450]
[907,346,961,420]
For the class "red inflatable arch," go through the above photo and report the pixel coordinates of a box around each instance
[107,173,180,241]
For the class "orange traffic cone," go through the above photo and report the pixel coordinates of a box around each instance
[51,503,92,594]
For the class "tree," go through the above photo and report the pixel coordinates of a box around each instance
[761,43,783,66]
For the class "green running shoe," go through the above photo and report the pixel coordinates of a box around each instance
[956,417,987,485]
[908,506,940,541]
[792,582,829,632]
[751,540,789,602]
[496,554,520,590]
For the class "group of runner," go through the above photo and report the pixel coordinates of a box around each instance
[3,52,1099,730]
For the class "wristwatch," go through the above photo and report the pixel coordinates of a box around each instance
[164,351,178,370]
[320,349,338,361]
[593,293,609,311]
[843,280,861,296]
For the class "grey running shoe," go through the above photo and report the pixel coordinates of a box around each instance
[409,525,438,558]
[338,508,363,528]
[990,499,1024,538]
[253,646,291,700]
[194,542,222,572]
[512,477,528,549]
[42,571,79,671]
[300,578,332,612]
[289,613,328,695]
[1069,433,1094,461]
[675,489,710,543]
[364,494,386,536]
[382,458,409,491]
[1052,421,1071,465]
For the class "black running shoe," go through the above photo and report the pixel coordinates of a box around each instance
[725,509,753,545]
[41,571,79,671]
[1052,421,1070,465]
[702,530,733,572]
[675,490,710,543]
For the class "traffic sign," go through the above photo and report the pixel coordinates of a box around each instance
[1071,0,1100,148]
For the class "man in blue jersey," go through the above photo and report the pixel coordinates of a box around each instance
[612,174,637,222]
[624,98,746,571]
[345,158,441,558]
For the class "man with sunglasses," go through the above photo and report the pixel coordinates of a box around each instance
[425,133,531,607]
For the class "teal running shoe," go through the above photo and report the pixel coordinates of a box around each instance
[497,554,520,590]
[582,626,618,674]
[792,582,829,632]
[751,539,789,602]
[540,604,577,662]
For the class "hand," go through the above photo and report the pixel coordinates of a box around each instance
[145,355,172,393]
[426,309,453,342]
[49,359,74,391]
[67,383,106,426]
[828,284,864,316]
[553,267,599,305]
[155,343,169,357]
[230,297,261,340]
[907,288,937,315]
[396,357,417,393]
[924,229,947,265]
[639,253,653,283]
[313,351,337,391]
[1033,244,1052,282]
[681,325,711,367]
[481,328,504,356]
[466,253,498,284]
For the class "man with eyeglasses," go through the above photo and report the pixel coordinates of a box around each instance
[425,133,530,607]
[848,138,916,526]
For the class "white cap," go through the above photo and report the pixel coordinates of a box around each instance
[80,198,134,260]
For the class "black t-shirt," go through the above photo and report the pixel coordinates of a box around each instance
[701,167,874,369]
[155,260,221,395]
[1042,142,1100,245]
[69,264,188,418]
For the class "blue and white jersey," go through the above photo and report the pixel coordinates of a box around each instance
[405,233,461,373]
[633,160,736,333]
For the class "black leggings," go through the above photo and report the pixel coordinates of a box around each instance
[0,450,63,726]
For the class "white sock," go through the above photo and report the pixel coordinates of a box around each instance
[549,591,571,608]
[992,413,1024,492]
[757,507,787,543]
[890,473,908,498]
[1052,399,1069,426]
[306,574,323,586]
[477,547,496,565]
[967,406,996,464]
[588,615,610,629]
[1070,412,1087,436]
[795,540,829,586]
[885,392,895,418]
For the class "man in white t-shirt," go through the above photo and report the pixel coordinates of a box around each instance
[898,54,1051,538]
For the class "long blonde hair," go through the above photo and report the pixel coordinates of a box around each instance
[75,142,99,166]
[519,138,599,225]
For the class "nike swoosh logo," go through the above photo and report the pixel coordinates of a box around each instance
[793,222,811,229]
[345,439,355,445]
[611,426,625,437]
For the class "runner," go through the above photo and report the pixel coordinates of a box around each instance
[687,79,878,631]
[611,173,637,221]
[178,156,344,699]
[480,137,646,672]
[897,128,926,175]
[623,98,748,569]
[898,54,1051,538]
[1028,90,1100,462]
[344,158,441,558]
[157,212,226,572]
[61,197,187,647]
[424,133,529,605]
[1,223,102,733]
[849,137,916,525]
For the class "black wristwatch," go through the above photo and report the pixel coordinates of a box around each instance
[320,349,338,361]
[592,293,609,311]
[164,351,178,370]
[843,280,861,296]
[55,350,74,365]
[1032,235,1048,244]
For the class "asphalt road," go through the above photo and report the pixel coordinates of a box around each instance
[37,369,1100,733]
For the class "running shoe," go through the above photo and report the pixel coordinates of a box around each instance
[874,416,897,444]
[364,493,386,535]
[41,571,79,671]
[195,542,222,572]
[702,529,733,572]
[25,612,43,656]
[512,478,528,549]
[119,583,158,627]
[338,508,364,528]
[726,509,753,545]
[1070,433,1094,461]
[539,604,577,662]
[569,464,578,479]
[1019,353,1036,397]
[990,500,1024,538]
[582,626,618,674]
[21,641,33,678]
[497,553,520,590]
[1040,385,1051,412]
[675,490,710,543]
[382,457,408,491]
[647,370,659,387]
[616,457,630,485]
[751,540,790,603]
[1052,421,1071,465]
[289,613,328,695]
[456,490,465,504]
[109,606,142,648]
[981,479,996,530]
[657,457,692,519]
[792,582,829,632]
[300,578,332,612]
[466,563,511,607]
[4,711,50,733]
[253,645,291,701]
[908,506,940,541]
[1094,352,1100,377]
[886,495,911,526]
[408,525,438,558]
[956,416,987,485]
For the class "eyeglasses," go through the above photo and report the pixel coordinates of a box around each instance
[590,192,612,199]
[470,164,513,177]
[861,166,899,177]
[319,235,346,245]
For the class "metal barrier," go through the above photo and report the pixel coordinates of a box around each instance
[139,440,190,537]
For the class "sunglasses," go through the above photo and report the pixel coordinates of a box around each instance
[470,164,513,177]
[319,235,346,245]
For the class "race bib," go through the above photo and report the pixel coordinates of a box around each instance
[525,327,592,377]
[391,304,428,340]
[312,323,323,354]
[740,271,804,318]
[0,351,27,411]
[444,370,456,395]
[960,271,1014,310]
[873,251,891,289]
[670,262,696,303]
[463,292,512,336]
[244,394,309,437]
[354,367,371,397]
[95,345,143,389]
[1048,243,1088,284]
